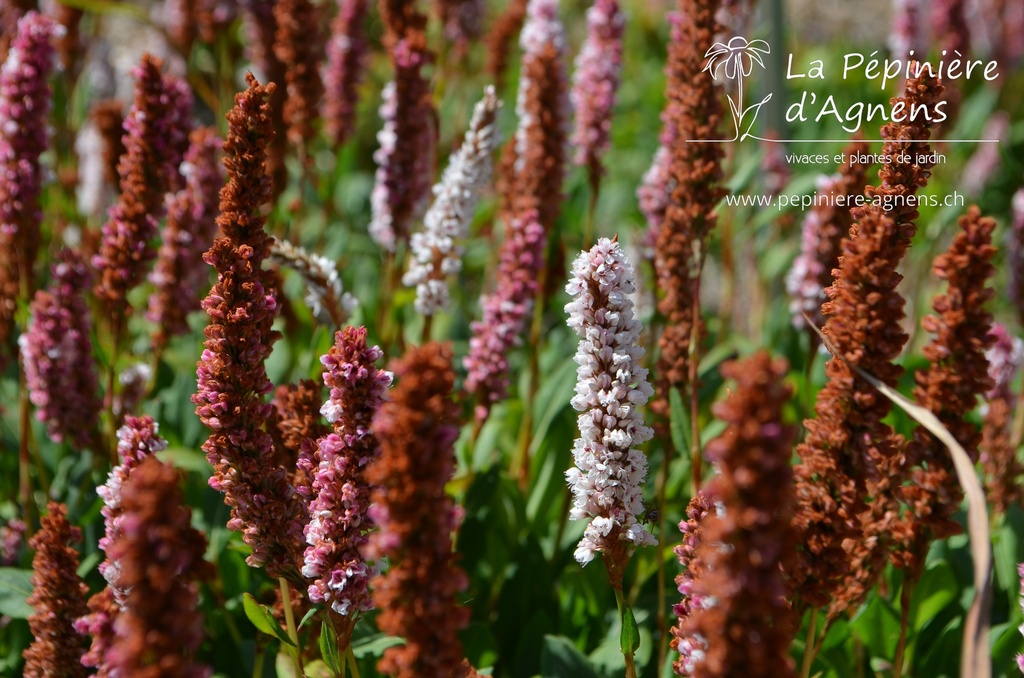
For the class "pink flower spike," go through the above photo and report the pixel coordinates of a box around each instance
[96,416,168,600]
[368,41,435,252]
[303,326,392,617]
[148,127,224,350]
[564,237,656,566]
[0,11,60,363]
[671,493,713,676]
[20,249,103,451]
[570,0,623,180]
[404,87,501,316]
[464,210,545,422]
[1018,562,1024,674]
[323,0,368,147]
[986,323,1024,399]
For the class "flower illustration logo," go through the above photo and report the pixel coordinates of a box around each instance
[703,36,772,141]
[705,36,770,78]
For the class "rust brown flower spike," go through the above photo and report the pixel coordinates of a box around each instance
[148,127,224,351]
[91,99,126,190]
[369,0,436,251]
[790,66,944,616]
[24,502,89,678]
[239,0,289,196]
[787,136,871,331]
[103,457,214,677]
[486,0,528,92]
[193,73,305,578]
[368,342,475,678]
[684,352,798,678]
[653,1,726,414]
[92,54,192,331]
[273,0,324,151]
[501,0,568,233]
[267,378,330,488]
[898,206,996,570]
[269,379,330,461]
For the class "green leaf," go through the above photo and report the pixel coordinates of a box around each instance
[990,621,1019,674]
[910,562,958,633]
[591,604,653,674]
[529,357,576,455]
[76,550,102,578]
[620,603,640,656]
[157,446,211,476]
[917,616,962,678]
[0,568,34,619]
[274,652,296,678]
[241,592,295,646]
[56,0,148,19]
[994,510,1023,611]
[302,660,334,678]
[319,620,342,674]
[818,617,852,653]
[540,635,599,678]
[850,594,901,660]
[526,416,575,530]
[226,540,254,555]
[298,604,321,630]
[669,387,691,456]
[351,632,403,659]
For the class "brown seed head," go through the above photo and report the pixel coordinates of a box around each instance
[368,342,471,678]
[24,502,89,678]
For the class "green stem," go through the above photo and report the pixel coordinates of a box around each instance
[810,617,832,665]
[207,579,245,657]
[462,414,485,484]
[469,414,484,448]
[376,253,396,356]
[145,343,164,403]
[420,313,433,345]
[17,265,33,533]
[687,234,713,496]
[18,377,33,536]
[718,205,734,334]
[893,574,917,678]
[391,255,407,357]
[323,614,348,678]
[654,448,673,675]
[253,644,265,678]
[583,177,599,250]
[513,349,540,489]
[548,488,571,565]
[345,646,361,678]
[279,577,304,677]
[800,608,818,678]
[614,587,638,678]
[854,634,864,678]
[105,318,123,464]
[1010,376,1024,449]
[688,274,703,495]
[512,255,550,489]
[802,329,818,404]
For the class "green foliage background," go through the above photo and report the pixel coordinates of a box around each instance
[2,0,1024,676]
